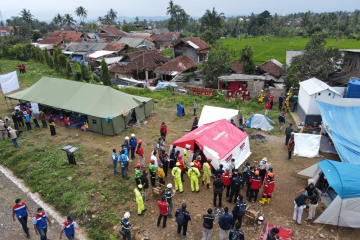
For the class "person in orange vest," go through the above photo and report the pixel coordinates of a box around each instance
[268,92,275,109]
[176,154,185,183]
[221,168,233,198]
[259,173,275,204]
[193,155,202,172]
[265,101,271,116]
[248,170,262,202]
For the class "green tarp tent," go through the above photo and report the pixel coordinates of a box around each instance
[6,77,153,135]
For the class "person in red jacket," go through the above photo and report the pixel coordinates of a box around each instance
[259,173,275,204]
[176,154,185,183]
[268,92,275,109]
[137,140,145,167]
[22,64,26,73]
[265,167,275,181]
[265,101,271,115]
[221,168,232,197]
[160,122,168,141]
[248,170,262,202]
[193,155,202,172]
[157,195,168,228]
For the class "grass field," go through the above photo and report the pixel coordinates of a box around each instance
[219,37,360,64]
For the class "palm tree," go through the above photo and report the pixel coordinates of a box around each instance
[107,9,117,24]
[75,6,88,24]
[64,14,76,27]
[166,0,174,15]
[19,8,34,26]
[52,13,63,27]
[201,7,225,32]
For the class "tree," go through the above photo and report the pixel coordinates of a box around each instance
[64,14,76,26]
[32,31,42,42]
[285,33,343,87]
[122,23,136,33]
[100,59,111,86]
[19,9,34,26]
[166,1,189,32]
[301,11,312,32]
[135,16,139,24]
[75,6,88,24]
[199,42,233,88]
[201,7,225,32]
[239,45,256,74]
[107,9,117,24]
[52,14,63,27]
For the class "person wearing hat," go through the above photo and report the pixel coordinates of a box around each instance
[121,212,133,240]
[188,162,200,193]
[158,163,165,185]
[140,170,150,201]
[285,123,294,145]
[135,164,142,185]
[193,155,202,172]
[278,93,284,111]
[149,159,157,187]
[228,172,243,203]
[258,157,269,183]
[160,122,168,141]
[258,90,265,104]
[259,173,275,204]
[157,195,169,228]
[59,215,78,240]
[123,136,130,155]
[248,170,262,202]
[213,174,224,207]
[267,227,280,240]
[278,112,286,131]
[172,162,183,193]
[268,92,275,109]
[288,133,295,160]
[136,140,145,167]
[4,116,12,129]
[134,184,147,215]
[176,154,185,183]
[202,158,212,189]
[221,168,232,198]
[30,109,40,128]
[129,133,137,160]
[119,150,129,180]
[165,183,176,217]
[8,127,19,148]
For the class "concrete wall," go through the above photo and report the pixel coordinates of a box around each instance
[298,86,310,114]
[247,80,266,96]
[264,88,286,102]
[308,89,342,115]
[114,72,136,79]
[174,43,199,63]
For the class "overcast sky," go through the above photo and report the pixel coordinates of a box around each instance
[1,0,358,21]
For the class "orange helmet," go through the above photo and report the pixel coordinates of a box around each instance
[178,154,183,159]
[138,140,142,144]
[150,159,155,164]
[207,158,212,162]
[136,163,141,168]
[267,172,274,178]
[255,170,260,176]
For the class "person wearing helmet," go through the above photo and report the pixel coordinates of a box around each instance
[151,150,159,178]
[59,215,78,240]
[193,155,202,172]
[176,154,185,183]
[160,122,168,141]
[135,164,142,185]
[258,157,269,183]
[188,162,200,193]
[112,149,119,176]
[171,162,183,193]
[134,184,147,215]
[124,136,130,155]
[259,173,275,204]
[157,195,169,228]
[288,87,294,97]
[248,170,262,202]
[129,134,137,160]
[121,212,132,240]
[149,158,157,187]
[183,145,190,168]
[165,184,176,217]
[265,167,275,181]
[119,150,129,180]
[268,91,275,109]
[158,163,165,185]
[136,140,145,167]
[202,158,212,189]
[221,168,232,198]
[258,90,265,104]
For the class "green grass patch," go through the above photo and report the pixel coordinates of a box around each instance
[219,37,360,64]
[161,48,174,57]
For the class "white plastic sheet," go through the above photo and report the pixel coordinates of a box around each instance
[0,71,19,94]
[294,133,321,158]
[31,102,40,114]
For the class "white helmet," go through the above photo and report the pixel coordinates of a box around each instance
[167,183,172,188]
[125,136,129,140]
[124,212,130,219]
[131,133,135,137]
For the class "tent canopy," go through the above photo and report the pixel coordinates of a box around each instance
[317,160,360,199]
[317,99,360,164]
[198,105,240,127]
[6,77,152,119]
[172,119,248,160]
[246,114,274,131]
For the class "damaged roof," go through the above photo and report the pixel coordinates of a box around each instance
[176,37,212,54]
[230,60,244,74]
[257,59,283,78]
[155,55,197,75]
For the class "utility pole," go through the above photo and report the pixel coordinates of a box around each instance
[336,11,342,43]
[0,10,4,26]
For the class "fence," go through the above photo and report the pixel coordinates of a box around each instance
[192,87,215,97]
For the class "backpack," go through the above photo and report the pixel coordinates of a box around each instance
[176,210,185,225]
[233,177,242,189]
[160,126,165,134]
[237,201,246,216]
[231,230,244,240]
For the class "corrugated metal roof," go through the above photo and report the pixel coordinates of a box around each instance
[89,50,115,59]
[299,78,341,96]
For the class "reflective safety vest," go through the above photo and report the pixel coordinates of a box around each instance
[63,220,75,237]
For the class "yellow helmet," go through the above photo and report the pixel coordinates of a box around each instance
[137,184,143,189]
[176,162,180,166]
[261,90,264,92]
[190,162,194,167]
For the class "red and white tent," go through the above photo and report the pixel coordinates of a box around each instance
[172,119,251,170]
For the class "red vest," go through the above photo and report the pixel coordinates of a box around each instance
[221,172,232,186]
[177,159,184,171]
[158,201,168,215]
[250,176,262,190]
[264,179,275,194]
[194,160,201,171]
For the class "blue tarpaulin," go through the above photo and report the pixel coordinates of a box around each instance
[155,82,178,90]
[317,160,360,199]
[317,100,360,164]
[177,103,185,117]
[71,55,83,62]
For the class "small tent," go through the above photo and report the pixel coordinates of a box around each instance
[246,114,274,131]
[297,160,360,228]
[177,103,185,116]
[171,119,251,169]
[6,77,153,135]
[198,105,241,127]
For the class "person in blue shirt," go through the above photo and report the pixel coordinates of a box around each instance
[119,150,129,180]
[59,215,78,240]
[23,111,32,131]
[12,198,32,238]
[124,136,130,155]
[218,207,233,240]
[33,207,52,240]
[215,164,225,177]
[129,133,137,160]
[112,149,118,176]
[120,144,129,159]
[278,112,286,131]
[121,212,132,240]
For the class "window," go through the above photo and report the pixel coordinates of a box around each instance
[92,119,97,124]
[328,93,331,96]
[318,93,321,96]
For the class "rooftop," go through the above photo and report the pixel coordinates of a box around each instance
[154,55,196,75]
[257,59,283,78]
[47,30,82,43]
[230,60,244,74]
[177,37,212,53]
[219,74,267,82]
[102,43,127,52]
[98,25,128,37]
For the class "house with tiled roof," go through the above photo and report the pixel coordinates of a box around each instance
[173,37,212,63]
[116,37,155,50]
[0,26,15,36]
[40,30,83,47]
[152,32,181,49]
[97,25,128,38]
[257,59,283,81]
[154,55,197,80]
[230,60,244,74]
[102,43,128,54]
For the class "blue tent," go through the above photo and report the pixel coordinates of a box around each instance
[177,103,185,117]
[317,100,360,164]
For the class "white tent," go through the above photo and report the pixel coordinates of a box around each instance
[198,105,240,127]
[293,133,321,158]
[298,160,360,228]
[246,114,274,131]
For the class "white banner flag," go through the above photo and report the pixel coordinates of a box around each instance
[0,71,20,94]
